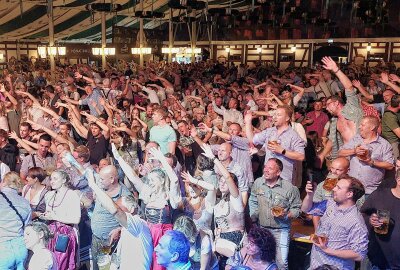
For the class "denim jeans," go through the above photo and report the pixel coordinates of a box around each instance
[269,228,290,270]
[0,237,28,270]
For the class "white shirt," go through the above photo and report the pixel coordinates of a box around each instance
[142,86,160,104]
[118,214,153,270]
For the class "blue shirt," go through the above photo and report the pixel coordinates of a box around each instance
[0,187,32,242]
[91,184,131,240]
[79,88,104,117]
[149,124,177,154]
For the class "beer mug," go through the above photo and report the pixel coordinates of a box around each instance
[271,195,287,217]
[322,173,339,192]
[374,210,390,235]
[356,144,371,161]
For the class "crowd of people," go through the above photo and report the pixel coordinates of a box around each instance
[0,55,399,270]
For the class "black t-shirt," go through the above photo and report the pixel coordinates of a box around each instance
[372,94,385,104]
[86,130,109,165]
[360,188,400,269]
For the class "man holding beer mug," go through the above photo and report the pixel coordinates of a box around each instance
[249,158,301,269]
[338,116,394,196]
[302,175,368,270]
[360,170,400,269]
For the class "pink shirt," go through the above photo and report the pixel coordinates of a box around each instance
[306,111,329,137]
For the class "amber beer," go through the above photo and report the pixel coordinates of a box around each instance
[268,140,278,146]
[374,221,389,235]
[311,233,328,245]
[356,146,370,160]
[374,210,390,235]
[100,245,112,254]
[323,178,338,191]
[271,205,285,217]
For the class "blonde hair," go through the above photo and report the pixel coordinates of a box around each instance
[2,172,24,190]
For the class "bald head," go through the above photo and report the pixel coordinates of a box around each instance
[99,165,118,187]
[330,157,350,177]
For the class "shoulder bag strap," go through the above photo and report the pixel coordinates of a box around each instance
[0,191,25,228]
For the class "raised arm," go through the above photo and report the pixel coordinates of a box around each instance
[69,111,88,139]
[111,143,144,192]
[0,84,17,107]
[380,72,400,94]
[244,111,255,143]
[9,131,35,154]
[352,80,372,101]
[201,144,240,199]
[32,103,59,119]
[148,148,182,209]
[15,90,40,105]
[321,57,352,90]
[87,170,128,228]
[181,171,216,206]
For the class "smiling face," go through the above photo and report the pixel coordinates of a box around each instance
[49,172,66,190]
[263,159,281,181]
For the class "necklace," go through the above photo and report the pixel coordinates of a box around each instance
[49,189,69,210]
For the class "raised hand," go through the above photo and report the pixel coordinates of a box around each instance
[380,72,389,84]
[201,144,215,159]
[305,181,314,195]
[190,126,199,138]
[148,147,165,162]
[181,171,196,184]
[0,84,5,93]
[198,122,212,133]
[389,74,400,82]
[9,131,19,140]
[352,80,362,88]
[321,56,338,72]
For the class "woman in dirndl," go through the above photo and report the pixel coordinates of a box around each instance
[40,170,81,269]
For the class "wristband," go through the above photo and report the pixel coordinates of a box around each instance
[334,68,340,74]
[81,75,84,79]
[281,149,286,155]
[212,157,218,162]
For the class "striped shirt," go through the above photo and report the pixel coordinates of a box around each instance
[310,199,368,270]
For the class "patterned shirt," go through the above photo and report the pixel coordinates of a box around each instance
[253,126,306,183]
[249,177,301,229]
[310,199,368,270]
[340,134,394,194]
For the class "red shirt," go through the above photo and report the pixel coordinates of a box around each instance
[306,111,329,137]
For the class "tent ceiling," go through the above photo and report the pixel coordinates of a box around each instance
[0,0,250,43]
